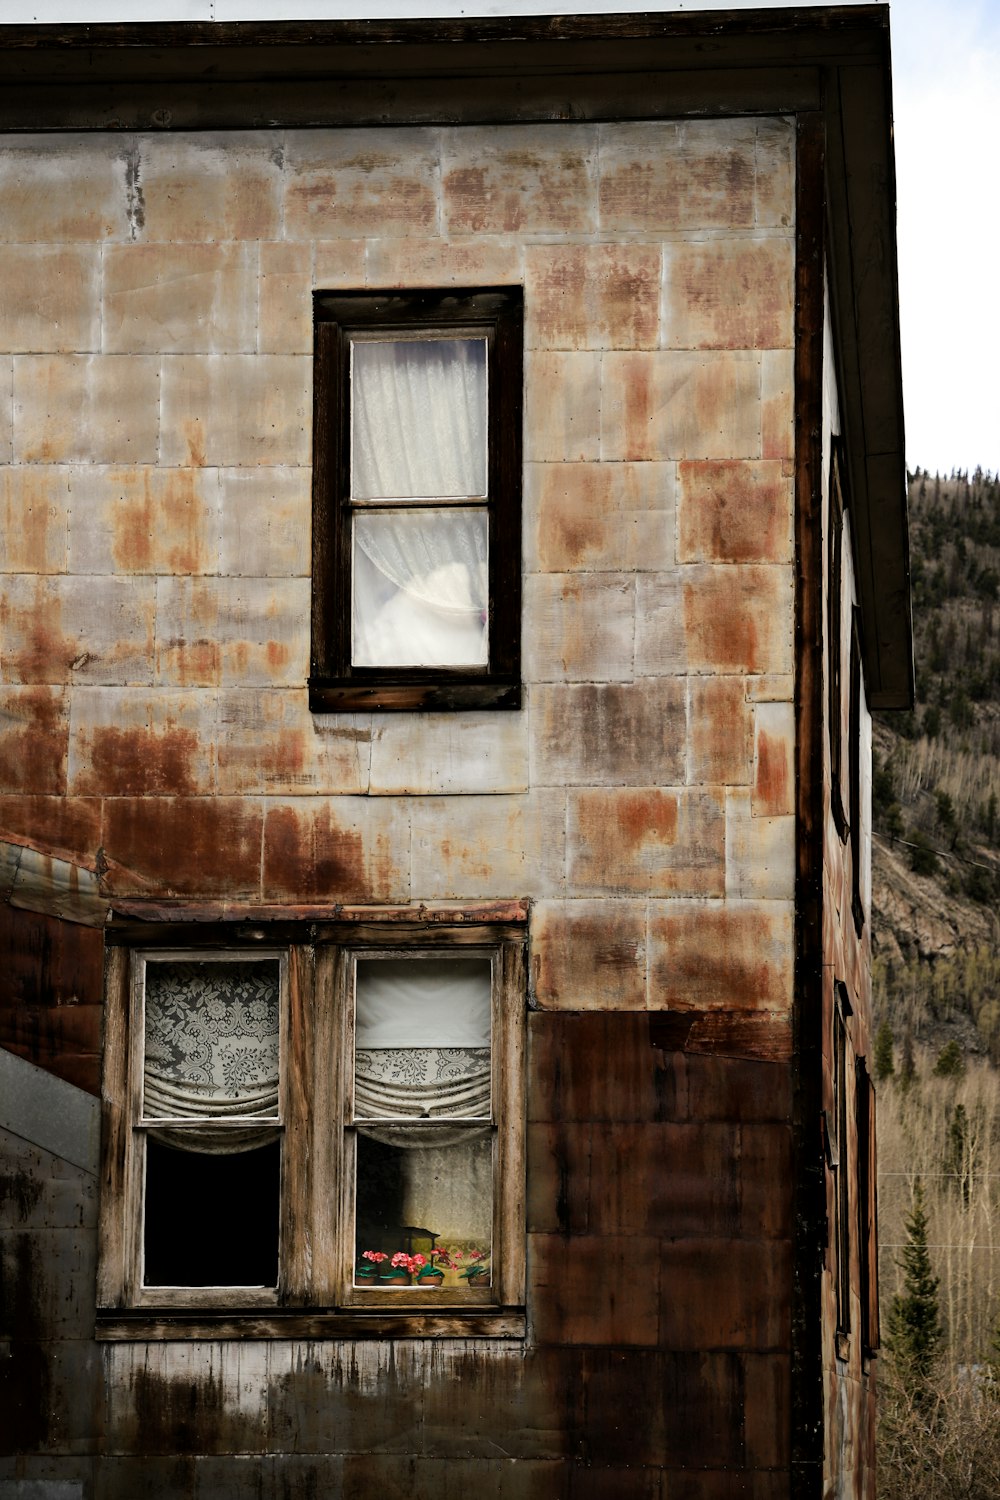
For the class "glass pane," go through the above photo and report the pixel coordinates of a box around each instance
[354,1128,492,1289]
[351,337,487,501]
[352,509,488,667]
[355,958,491,1121]
[143,959,280,1122]
[144,1137,280,1287]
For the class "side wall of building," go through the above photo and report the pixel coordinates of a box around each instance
[819,285,877,1500]
[1,118,799,1496]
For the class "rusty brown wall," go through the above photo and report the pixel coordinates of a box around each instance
[0,117,800,1496]
[818,290,877,1500]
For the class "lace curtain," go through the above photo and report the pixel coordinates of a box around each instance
[142,960,280,1155]
[350,337,490,668]
[354,959,491,1150]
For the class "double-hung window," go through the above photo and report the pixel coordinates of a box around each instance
[97,917,526,1336]
[310,288,522,712]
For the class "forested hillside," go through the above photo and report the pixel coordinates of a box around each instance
[873,469,1000,1498]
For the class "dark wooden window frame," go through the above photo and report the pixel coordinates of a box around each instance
[828,436,850,842]
[96,914,526,1341]
[310,287,523,713]
[831,979,853,1356]
[856,1056,880,1358]
[849,605,866,935]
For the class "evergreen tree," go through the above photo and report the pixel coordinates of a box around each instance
[885,1181,942,1380]
[933,1039,965,1079]
[874,1020,895,1082]
[898,1032,916,1093]
[943,1102,972,1205]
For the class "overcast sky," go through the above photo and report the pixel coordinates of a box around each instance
[889,0,999,477]
[9,0,997,475]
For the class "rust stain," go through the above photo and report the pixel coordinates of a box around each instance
[111,468,155,573]
[101,798,262,897]
[161,470,205,573]
[15,472,54,572]
[684,578,761,672]
[263,804,370,901]
[650,904,791,1010]
[0,687,67,795]
[442,166,493,230]
[183,418,207,468]
[0,584,79,683]
[265,640,289,672]
[0,795,100,869]
[616,790,678,850]
[755,727,790,816]
[109,469,206,574]
[77,725,201,797]
[625,356,654,460]
[158,637,220,687]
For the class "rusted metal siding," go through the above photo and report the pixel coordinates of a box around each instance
[0,101,807,1495]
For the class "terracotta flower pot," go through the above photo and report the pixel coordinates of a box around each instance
[418,1272,445,1287]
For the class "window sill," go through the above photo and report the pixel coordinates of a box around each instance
[95,1308,526,1341]
[308,675,520,713]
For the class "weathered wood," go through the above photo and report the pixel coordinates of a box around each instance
[94,1311,527,1341]
[96,945,130,1309]
[495,939,527,1308]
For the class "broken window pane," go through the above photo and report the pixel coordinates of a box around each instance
[143,1138,280,1288]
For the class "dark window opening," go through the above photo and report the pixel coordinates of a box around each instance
[144,1138,280,1288]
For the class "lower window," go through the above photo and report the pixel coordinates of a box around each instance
[97,918,526,1329]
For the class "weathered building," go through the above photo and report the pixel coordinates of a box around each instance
[0,8,910,1497]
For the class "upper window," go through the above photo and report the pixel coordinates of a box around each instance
[97,918,526,1337]
[310,288,523,713]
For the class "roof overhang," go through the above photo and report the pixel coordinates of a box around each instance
[0,4,912,707]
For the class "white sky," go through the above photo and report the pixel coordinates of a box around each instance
[6,0,996,475]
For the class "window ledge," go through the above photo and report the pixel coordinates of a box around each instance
[95,1309,527,1341]
[308,675,521,713]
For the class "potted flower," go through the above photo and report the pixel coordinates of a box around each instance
[459,1249,490,1286]
[416,1259,445,1287]
[380,1251,427,1286]
[356,1250,386,1285]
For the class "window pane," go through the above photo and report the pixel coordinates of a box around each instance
[352,509,488,667]
[355,1129,492,1288]
[143,960,280,1122]
[351,338,487,501]
[355,958,491,1121]
[143,1137,280,1288]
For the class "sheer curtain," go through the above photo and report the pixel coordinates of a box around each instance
[142,960,280,1154]
[350,338,490,668]
[352,338,487,500]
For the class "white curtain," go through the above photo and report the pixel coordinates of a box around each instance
[351,337,487,500]
[353,509,488,667]
[142,961,280,1154]
[354,959,491,1149]
[350,337,490,668]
